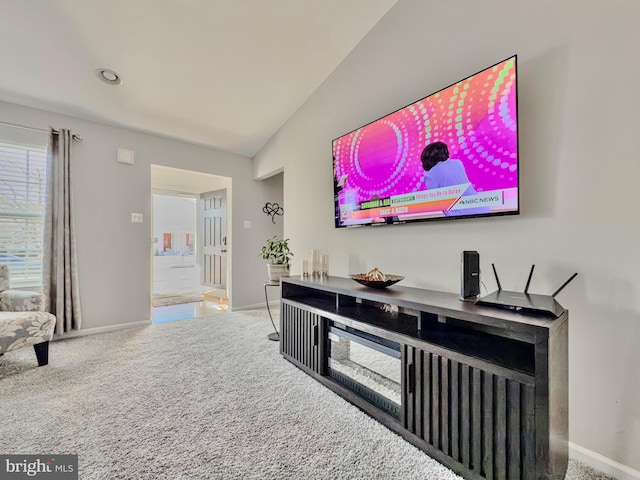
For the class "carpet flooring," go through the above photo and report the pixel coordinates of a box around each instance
[0,308,615,480]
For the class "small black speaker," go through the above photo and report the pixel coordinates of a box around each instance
[461,251,480,299]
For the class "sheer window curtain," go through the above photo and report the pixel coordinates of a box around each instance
[43,128,82,334]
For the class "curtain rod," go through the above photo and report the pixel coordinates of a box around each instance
[51,129,83,142]
[0,120,83,142]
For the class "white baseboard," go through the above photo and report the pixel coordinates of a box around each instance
[52,320,151,340]
[570,442,640,480]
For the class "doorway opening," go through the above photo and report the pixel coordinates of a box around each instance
[152,193,201,301]
[150,165,231,323]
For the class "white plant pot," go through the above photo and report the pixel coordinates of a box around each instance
[267,263,290,283]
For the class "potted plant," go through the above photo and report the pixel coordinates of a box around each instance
[259,235,294,282]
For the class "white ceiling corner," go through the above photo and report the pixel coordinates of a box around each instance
[0,0,398,157]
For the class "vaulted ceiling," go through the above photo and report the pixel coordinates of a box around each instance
[0,0,397,157]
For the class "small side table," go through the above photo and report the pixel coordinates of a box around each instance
[264,281,280,341]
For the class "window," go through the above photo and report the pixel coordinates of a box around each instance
[0,125,48,287]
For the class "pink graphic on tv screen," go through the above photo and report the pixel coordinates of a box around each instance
[333,58,517,204]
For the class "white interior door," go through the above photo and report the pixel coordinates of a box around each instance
[200,189,227,290]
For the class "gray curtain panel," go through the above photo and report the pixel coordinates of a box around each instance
[43,128,82,334]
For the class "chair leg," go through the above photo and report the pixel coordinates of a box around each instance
[33,341,49,366]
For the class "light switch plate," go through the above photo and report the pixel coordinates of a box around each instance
[243,220,252,229]
[131,213,143,223]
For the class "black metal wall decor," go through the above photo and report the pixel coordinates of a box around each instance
[263,202,284,223]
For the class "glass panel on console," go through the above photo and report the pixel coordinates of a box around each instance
[327,321,401,419]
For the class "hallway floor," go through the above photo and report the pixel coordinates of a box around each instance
[152,300,227,324]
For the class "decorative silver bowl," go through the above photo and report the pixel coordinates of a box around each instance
[349,274,404,289]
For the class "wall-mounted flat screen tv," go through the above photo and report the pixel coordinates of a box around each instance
[333,55,518,228]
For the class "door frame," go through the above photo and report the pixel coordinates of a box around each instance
[150,165,233,310]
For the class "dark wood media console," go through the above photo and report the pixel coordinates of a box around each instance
[279,275,568,480]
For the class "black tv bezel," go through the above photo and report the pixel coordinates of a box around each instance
[332,55,520,229]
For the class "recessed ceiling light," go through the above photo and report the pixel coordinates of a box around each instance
[95,68,123,85]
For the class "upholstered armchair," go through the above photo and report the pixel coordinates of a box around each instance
[0,264,56,366]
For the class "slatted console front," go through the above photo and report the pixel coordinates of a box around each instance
[279,276,568,480]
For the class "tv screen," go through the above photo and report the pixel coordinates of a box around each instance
[333,55,518,228]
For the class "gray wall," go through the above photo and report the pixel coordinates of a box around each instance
[253,0,640,474]
[1,98,278,328]
[258,172,285,300]
[259,172,284,245]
